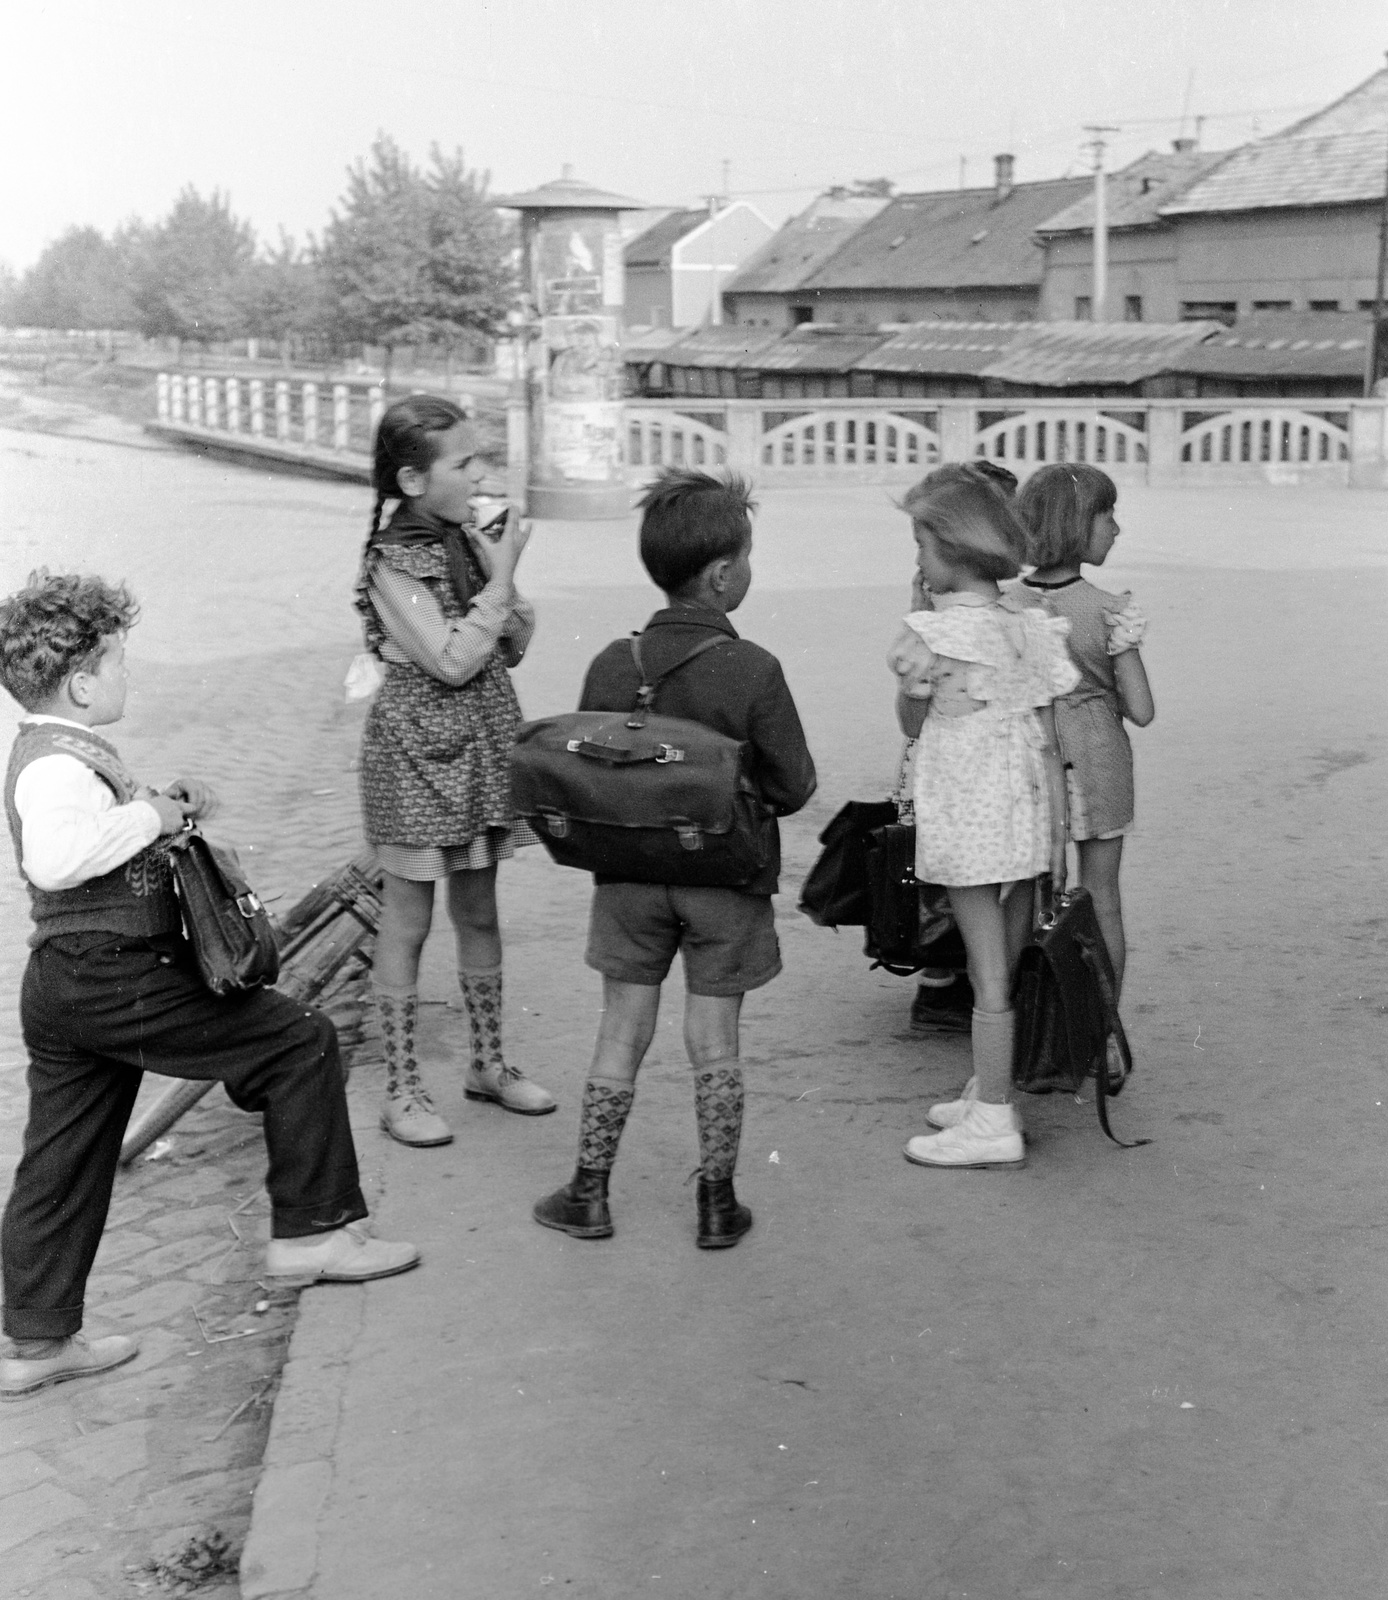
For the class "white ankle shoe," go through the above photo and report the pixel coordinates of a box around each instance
[925,1075,978,1130]
[904,1100,1026,1169]
[380,1087,453,1147]
[264,1222,421,1285]
[463,1062,556,1115]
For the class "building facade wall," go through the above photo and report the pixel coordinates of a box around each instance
[1039,231,1181,322]
[624,266,673,328]
[1172,204,1382,316]
[670,206,775,327]
[783,285,1041,326]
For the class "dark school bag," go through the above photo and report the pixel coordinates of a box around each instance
[1012,881,1150,1149]
[860,822,967,976]
[797,799,899,928]
[510,635,775,887]
[167,826,280,996]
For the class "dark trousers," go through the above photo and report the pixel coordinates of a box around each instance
[1,931,368,1339]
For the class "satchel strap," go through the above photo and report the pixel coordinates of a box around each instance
[1074,933,1151,1150]
[626,633,725,727]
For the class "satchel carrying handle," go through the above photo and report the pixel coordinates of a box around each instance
[626,634,724,728]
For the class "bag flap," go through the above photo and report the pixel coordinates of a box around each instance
[512,713,751,832]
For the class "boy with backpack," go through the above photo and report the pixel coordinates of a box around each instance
[531,468,816,1249]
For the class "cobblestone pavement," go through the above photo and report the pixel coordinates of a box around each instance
[0,411,380,1597]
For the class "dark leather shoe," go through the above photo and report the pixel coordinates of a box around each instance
[696,1178,752,1249]
[908,974,974,1035]
[533,1167,613,1239]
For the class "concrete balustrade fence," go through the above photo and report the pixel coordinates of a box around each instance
[152,377,1388,493]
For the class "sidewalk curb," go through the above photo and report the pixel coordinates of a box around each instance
[239,1288,365,1599]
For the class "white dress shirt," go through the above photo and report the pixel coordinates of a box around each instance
[12,716,162,891]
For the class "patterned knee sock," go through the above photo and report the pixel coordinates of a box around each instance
[376,988,431,1105]
[458,966,506,1077]
[576,1077,636,1173]
[693,1063,745,1183]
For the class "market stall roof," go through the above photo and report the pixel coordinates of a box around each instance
[852,322,1024,377]
[640,326,786,369]
[755,326,891,372]
[1163,311,1371,378]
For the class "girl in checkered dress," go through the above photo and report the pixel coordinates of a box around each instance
[355,395,555,1148]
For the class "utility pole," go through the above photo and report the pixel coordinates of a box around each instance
[1367,105,1388,396]
[1084,125,1119,322]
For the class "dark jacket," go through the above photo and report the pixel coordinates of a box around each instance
[579,605,817,896]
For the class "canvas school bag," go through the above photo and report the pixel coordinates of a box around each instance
[510,634,774,887]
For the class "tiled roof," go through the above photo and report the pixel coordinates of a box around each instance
[756,327,891,372]
[645,326,786,369]
[1167,310,1370,378]
[802,177,1091,291]
[624,209,709,269]
[854,319,1220,385]
[623,326,690,363]
[853,322,1025,376]
[1160,67,1388,216]
[1160,129,1388,214]
[1035,149,1229,234]
[721,194,890,296]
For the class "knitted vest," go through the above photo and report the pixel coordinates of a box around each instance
[4,722,181,949]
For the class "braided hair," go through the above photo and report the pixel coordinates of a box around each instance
[368,394,470,539]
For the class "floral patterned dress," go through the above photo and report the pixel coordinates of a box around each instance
[888,591,1079,887]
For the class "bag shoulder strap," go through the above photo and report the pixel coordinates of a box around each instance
[627,632,725,722]
[1075,933,1151,1150]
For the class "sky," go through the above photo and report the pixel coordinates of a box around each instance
[2,0,1385,272]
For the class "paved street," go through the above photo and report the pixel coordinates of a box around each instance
[2,420,1387,1597]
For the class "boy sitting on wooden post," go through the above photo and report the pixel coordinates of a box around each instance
[0,571,418,1401]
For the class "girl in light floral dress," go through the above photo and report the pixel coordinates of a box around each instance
[888,475,1077,1170]
[1016,464,1155,1006]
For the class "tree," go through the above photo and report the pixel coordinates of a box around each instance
[130,187,256,350]
[7,226,138,330]
[241,233,329,363]
[318,136,514,381]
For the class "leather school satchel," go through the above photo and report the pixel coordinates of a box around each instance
[1012,881,1149,1149]
[510,636,774,887]
[167,827,280,996]
[798,799,899,927]
[860,822,965,976]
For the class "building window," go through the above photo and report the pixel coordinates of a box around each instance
[1074,296,1091,321]
[1308,299,1341,312]
[790,306,813,325]
[1124,295,1143,323]
[1361,299,1384,311]
[1181,301,1237,326]
[1252,300,1292,311]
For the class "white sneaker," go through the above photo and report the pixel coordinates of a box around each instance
[264,1223,421,1285]
[904,1100,1026,1169]
[925,1075,978,1130]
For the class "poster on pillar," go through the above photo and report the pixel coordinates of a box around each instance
[538,219,615,316]
[539,402,624,483]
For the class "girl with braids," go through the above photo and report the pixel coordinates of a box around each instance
[356,395,555,1147]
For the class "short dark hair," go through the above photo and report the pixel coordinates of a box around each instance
[899,475,1028,582]
[0,571,138,711]
[637,468,756,595]
[1016,463,1117,568]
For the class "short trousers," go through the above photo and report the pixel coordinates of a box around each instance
[585,883,782,997]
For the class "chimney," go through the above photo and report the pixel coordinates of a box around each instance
[561,163,575,181]
[994,153,1015,202]
[1171,137,1198,155]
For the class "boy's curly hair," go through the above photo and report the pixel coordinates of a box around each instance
[0,571,139,711]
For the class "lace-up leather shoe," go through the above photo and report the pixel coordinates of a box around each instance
[1,1333,139,1400]
[696,1178,753,1249]
[380,1092,453,1146]
[465,1062,557,1115]
[533,1167,613,1238]
[925,1075,978,1130]
[264,1223,420,1285]
[904,1101,1026,1169]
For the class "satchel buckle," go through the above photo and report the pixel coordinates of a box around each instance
[236,893,263,919]
[565,739,582,752]
[541,812,570,839]
[675,824,702,851]
[653,744,685,764]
